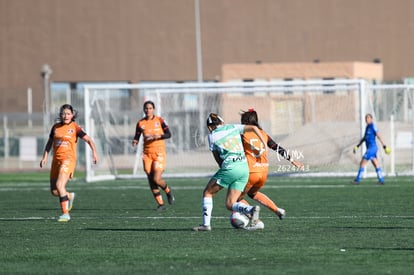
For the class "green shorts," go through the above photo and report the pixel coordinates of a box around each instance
[212,162,249,192]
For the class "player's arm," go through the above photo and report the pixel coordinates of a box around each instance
[376,132,390,153]
[267,135,303,168]
[353,137,365,153]
[40,127,54,168]
[159,123,171,140]
[132,124,142,146]
[212,150,223,167]
[40,137,53,168]
[81,134,99,164]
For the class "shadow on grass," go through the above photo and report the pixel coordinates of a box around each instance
[84,227,196,232]
[330,226,414,230]
[347,247,414,251]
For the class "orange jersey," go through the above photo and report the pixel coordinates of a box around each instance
[50,121,85,162]
[135,116,168,154]
[242,129,269,173]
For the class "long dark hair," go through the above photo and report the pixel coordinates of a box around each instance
[58,104,77,123]
[240,108,261,129]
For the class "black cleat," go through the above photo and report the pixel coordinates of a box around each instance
[156,205,167,211]
[167,191,175,205]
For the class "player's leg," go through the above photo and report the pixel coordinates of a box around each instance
[49,163,59,197]
[228,170,260,226]
[354,158,368,183]
[246,172,282,216]
[371,157,384,184]
[152,153,175,204]
[143,155,165,209]
[192,178,222,231]
[146,173,165,210]
[55,170,71,222]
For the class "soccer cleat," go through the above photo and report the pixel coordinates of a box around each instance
[156,205,167,211]
[351,180,360,185]
[192,225,211,231]
[245,220,264,231]
[276,208,286,220]
[377,181,385,185]
[57,213,70,222]
[68,192,76,212]
[167,190,175,205]
[250,206,260,226]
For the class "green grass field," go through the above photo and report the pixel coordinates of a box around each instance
[0,172,413,274]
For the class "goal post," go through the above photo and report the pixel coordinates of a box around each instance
[82,80,413,182]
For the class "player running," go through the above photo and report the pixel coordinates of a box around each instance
[40,104,99,222]
[352,113,389,184]
[192,113,266,231]
[239,108,303,226]
[132,100,175,210]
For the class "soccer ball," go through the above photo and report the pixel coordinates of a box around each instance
[230,211,250,229]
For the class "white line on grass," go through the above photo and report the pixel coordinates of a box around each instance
[1,215,413,221]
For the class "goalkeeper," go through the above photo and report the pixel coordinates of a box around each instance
[352,114,389,185]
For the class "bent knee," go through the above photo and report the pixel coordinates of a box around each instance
[51,189,59,196]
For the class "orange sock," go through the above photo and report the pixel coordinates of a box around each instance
[59,195,69,214]
[153,192,164,205]
[252,192,278,213]
[163,186,171,194]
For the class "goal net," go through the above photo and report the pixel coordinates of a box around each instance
[82,80,414,182]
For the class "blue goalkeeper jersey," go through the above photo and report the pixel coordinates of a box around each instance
[363,122,379,149]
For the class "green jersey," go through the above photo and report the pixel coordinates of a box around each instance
[208,124,247,169]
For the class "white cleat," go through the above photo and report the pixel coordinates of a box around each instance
[250,206,261,226]
[276,208,286,220]
[192,225,212,231]
[245,220,264,231]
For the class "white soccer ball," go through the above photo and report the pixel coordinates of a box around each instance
[230,211,250,229]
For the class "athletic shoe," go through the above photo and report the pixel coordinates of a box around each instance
[156,205,166,211]
[57,213,70,222]
[250,206,260,226]
[167,190,175,205]
[245,220,264,231]
[276,208,286,220]
[377,181,385,185]
[68,192,76,212]
[351,180,360,185]
[192,225,211,231]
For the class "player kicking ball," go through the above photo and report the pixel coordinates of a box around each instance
[192,113,266,231]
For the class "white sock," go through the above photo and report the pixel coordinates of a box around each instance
[232,202,254,215]
[202,197,213,226]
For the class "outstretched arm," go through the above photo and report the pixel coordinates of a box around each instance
[267,135,303,168]
[82,135,99,164]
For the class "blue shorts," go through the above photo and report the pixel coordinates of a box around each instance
[363,147,378,161]
[212,162,249,192]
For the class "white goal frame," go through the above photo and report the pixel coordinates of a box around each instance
[83,80,414,182]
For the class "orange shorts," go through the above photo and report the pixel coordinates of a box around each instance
[142,152,166,174]
[50,158,75,193]
[243,172,268,196]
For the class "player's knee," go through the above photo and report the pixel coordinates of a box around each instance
[50,189,59,196]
